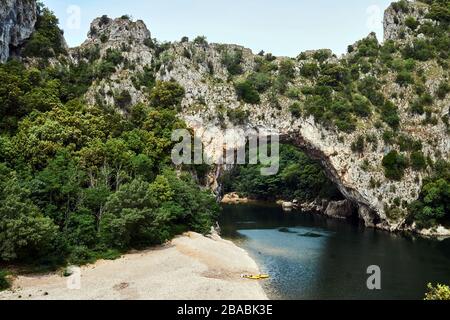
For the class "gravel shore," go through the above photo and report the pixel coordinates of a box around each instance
[0,232,268,300]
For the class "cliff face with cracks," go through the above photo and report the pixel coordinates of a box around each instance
[0,0,37,62]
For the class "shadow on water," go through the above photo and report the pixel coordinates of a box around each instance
[219,203,450,300]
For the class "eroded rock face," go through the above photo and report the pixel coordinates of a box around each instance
[73,16,155,108]
[0,0,37,62]
[384,0,430,41]
[325,200,354,219]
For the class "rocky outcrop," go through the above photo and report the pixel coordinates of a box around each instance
[324,200,354,219]
[72,16,155,108]
[384,0,430,41]
[0,0,37,62]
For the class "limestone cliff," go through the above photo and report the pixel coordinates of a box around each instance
[0,0,37,62]
[64,0,449,233]
[5,0,449,233]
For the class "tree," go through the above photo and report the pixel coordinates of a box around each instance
[0,166,60,262]
[300,63,319,78]
[149,81,185,109]
[247,72,272,93]
[30,150,84,226]
[23,5,66,58]
[382,150,408,180]
[99,179,156,249]
[410,151,427,171]
[234,80,260,104]
[279,59,295,79]
[410,178,449,228]
[352,94,372,118]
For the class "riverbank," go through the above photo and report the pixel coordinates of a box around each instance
[221,193,450,239]
[0,232,267,300]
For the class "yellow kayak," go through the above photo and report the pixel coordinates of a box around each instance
[242,274,270,280]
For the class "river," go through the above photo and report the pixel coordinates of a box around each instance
[219,203,450,300]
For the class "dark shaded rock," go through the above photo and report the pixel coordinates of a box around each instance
[298,232,323,238]
[324,199,354,219]
[0,0,37,62]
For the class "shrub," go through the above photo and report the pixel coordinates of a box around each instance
[104,48,124,66]
[222,49,244,75]
[99,15,110,26]
[396,70,414,86]
[351,135,365,153]
[403,39,435,61]
[405,16,420,30]
[358,77,385,106]
[234,80,260,104]
[354,35,380,58]
[352,94,372,118]
[397,134,422,152]
[149,81,185,109]
[381,101,400,130]
[193,36,208,46]
[286,87,301,99]
[289,102,302,118]
[313,49,332,63]
[300,63,319,78]
[67,245,96,265]
[22,5,66,58]
[409,173,449,229]
[382,150,408,180]
[227,107,249,125]
[115,90,132,109]
[247,72,272,93]
[279,59,295,79]
[436,81,450,99]
[425,284,450,300]
[0,269,9,291]
[410,151,427,171]
[392,0,409,13]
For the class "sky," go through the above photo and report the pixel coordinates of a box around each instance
[42,0,393,57]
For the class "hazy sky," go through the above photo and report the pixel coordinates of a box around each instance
[42,0,393,57]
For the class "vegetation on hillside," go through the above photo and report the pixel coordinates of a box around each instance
[221,144,342,202]
[408,160,450,228]
[0,4,219,268]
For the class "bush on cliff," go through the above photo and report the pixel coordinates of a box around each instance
[23,5,66,58]
[382,150,408,180]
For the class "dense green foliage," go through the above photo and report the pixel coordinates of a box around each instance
[234,80,261,104]
[23,4,66,58]
[222,144,342,202]
[149,81,185,109]
[0,269,9,291]
[382,150,408,180]
[0,55,219,267]
[409,160,450,228]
